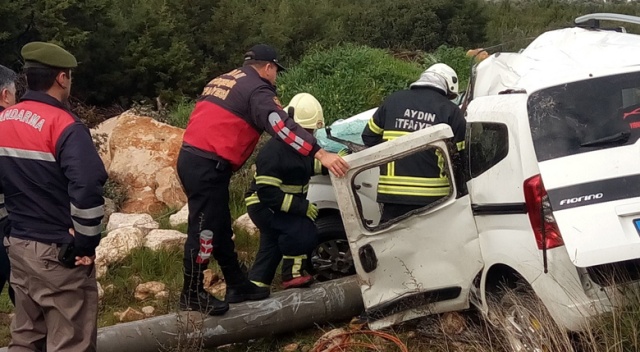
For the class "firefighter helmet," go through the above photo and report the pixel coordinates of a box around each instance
[411,63,459,99]
[285,93,325,130]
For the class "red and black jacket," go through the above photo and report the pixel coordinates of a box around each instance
[182,66,320,170]
[0,91,108,256]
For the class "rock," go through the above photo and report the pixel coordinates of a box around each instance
[115,307,145,323]
[155,291,169,300]
[441,312,466,335]
[141,306,155,317]
[169,204,189,227]
[233,213,259,236]
[301,346,311,352]
[106,213,159,234]
[107,112,186,213]
[206,281,226,297]
[283,343,299,352]
[203,269,220,288]
[313,328,350,352]
[97,282,104,300]
[103,197,117,222]
[144,229,187,251]
[91,116,120,170]
[135,281,166,301]
[95,227,145,278]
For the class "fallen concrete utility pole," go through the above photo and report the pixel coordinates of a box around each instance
[0,277,363,352]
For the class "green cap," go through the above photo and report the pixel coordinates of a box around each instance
[21,42,77,69]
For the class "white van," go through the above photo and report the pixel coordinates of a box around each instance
[309,13,640,349]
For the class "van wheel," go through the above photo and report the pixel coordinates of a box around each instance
[496,284,562,352]
[311,214,355,282]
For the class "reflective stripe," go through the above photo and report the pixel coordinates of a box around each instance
[456,141,465,151]
[314,159,323,175]
[284,255,307,278]
[387,161,395,177]
[255,175,282,187]
[382,131,409,140]
[0,147,55,162]
[280,184,309,194]
[379,175,449,187]
[436,149,446,178]
[245,194,260,206]
[251,280,270,288]
[268,112,313,155]
[367,118,383,135]
[281,194,293,212]
[72,220,102,237]
[70,203,104,219]
[378,185,450,197]
[0,194,4,203]
[0,208,7,219]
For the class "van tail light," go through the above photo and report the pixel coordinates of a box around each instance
[523,174,564,250]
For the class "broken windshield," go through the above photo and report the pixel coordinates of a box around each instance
[528,71,640,161]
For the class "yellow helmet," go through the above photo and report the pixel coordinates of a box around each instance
[285,93,325,130]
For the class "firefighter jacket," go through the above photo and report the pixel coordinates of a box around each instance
[0,91,108,256]
[182,66,320,171]
[361,87,466,206]
[244,137,327,216]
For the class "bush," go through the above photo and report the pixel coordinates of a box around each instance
[278,45,423,124]
[424,45,474,92]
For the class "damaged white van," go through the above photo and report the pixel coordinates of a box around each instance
[313,13,640,349]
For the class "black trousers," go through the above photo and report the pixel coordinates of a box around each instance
[248,204,317,285]
[0,235,15,305]
[176,150,245,288]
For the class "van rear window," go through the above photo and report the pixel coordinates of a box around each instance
[528,71,640,161]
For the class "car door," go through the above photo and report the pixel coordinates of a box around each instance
[330,124,483,330]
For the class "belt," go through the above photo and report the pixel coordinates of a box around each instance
[182,144,230,171]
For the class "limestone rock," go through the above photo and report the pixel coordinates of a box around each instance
[206,281,226,297]
[202,269,220,288]
[141,306,155,317]
[169,204,189,227]
[283,343,299,352]
[95,227,145,278]
[155,291,169,300]
[115,307,145,323]
[91,116,120,170]
[97,282,104,300]
[107,112,186,213]
[144,229,187,251]
[135,281,166,301]
[106,213,159,234]
[233,213,259,236]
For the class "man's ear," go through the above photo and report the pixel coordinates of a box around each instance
[56,71,68,88]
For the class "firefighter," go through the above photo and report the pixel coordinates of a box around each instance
[0,42,107,351]
[177,45,348,315]
[361,63,466,222]
[244,93,327,294]
[0,64,17,307]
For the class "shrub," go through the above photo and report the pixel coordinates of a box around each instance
[278,44,423,124]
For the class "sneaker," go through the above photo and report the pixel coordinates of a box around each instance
[179,290,229,316]
[282,275,314,289]
[225,281,271,303]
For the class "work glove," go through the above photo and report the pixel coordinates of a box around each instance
[306,202,319,221]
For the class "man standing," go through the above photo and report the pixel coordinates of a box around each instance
[0,42,107,352]
[177,44,348,315]
[0,64,17,306]
[361,63,466,223]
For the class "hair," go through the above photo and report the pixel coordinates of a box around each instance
[25,67,69,92]
[243,60,270,69]
[0,65,17,92]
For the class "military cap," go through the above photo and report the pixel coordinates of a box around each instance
[21,42,77,69]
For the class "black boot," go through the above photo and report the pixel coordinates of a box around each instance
[179,272,229,315]
[225,280,271,303]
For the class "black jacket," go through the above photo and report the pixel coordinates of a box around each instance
[361,87,466,205]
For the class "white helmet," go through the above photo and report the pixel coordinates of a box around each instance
[285,93,325,130]
[410,63,459,99]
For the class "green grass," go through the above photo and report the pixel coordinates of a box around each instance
[0,289,11,347]
[167,97,194,129]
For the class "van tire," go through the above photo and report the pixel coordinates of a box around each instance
[312,214,355,282]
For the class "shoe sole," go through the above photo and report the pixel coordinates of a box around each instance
[226,292,270,304]
[179,302,230,316]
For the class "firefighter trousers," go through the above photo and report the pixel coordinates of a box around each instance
[176,150,246,289]
[247,204,317,285]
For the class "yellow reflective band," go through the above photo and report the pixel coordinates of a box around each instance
[387,161,395,177]
[245,194,260,206]
[379,175,450,187]
[280,184,309,194]
[284,255,307,278]
[251,280,270,288]
[436,149,446,178]
[378,185,451,197]
[255,175,282,187]
[337,148,349,157]
[382,130,410,140]
[456,141,465,151]
[368,118,384,135]
[281,193,293,212]
[314,159,323,175]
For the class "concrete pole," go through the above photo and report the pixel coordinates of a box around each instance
[0,277,363,352]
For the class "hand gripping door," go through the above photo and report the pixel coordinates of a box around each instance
[330,124,482,329]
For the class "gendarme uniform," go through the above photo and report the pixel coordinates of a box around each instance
[0,42,107,352]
